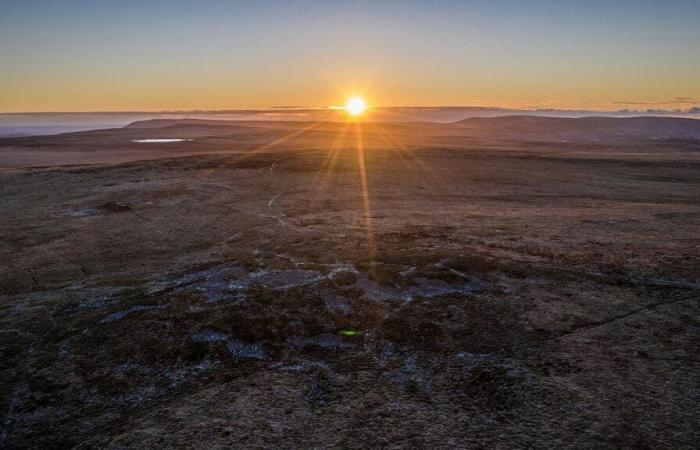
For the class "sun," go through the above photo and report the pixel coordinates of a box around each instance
[345,97,367,116]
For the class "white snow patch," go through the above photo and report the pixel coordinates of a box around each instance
[132,138,192,143]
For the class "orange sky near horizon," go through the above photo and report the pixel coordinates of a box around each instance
[1,1,699,113]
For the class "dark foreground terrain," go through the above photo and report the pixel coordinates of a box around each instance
[1,118,699,448]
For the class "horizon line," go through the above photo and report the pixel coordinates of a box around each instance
[2,105,700,116]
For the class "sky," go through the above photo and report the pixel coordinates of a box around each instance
[1,0,699,112]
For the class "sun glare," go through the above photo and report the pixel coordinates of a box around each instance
[345,97,367,116]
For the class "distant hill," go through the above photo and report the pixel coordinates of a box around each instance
[124,119,246,129]
[121,116,700,144]
[451,116,700,141]
[123,118,327,132]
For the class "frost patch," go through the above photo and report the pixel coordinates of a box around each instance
[191,330,229,343]
[341,265,489,303]
[63,208,98,217]
[152,264,346,302]
[456,351,494,362]
[100,305,163,323]
[322,295,351,315]
[405,277,486,300]
[272,360,331,372]
[247,269,325,290]
[165,360,217,387]
[394,356,433,394]
[227,340,266,360]
[288,334,351,350]
[189,330,265,360]
[148,264,245,301]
